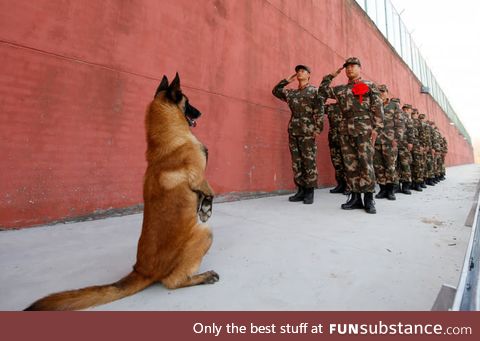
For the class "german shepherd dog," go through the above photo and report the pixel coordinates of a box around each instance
[25,73,218,310]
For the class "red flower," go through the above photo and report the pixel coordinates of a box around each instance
[352,82,369,104]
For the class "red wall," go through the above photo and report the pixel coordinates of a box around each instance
[0,0,473,228]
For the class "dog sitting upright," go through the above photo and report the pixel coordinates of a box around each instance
[25,73,218,311]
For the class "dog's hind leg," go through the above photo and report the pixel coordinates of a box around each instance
[161,224,219,289]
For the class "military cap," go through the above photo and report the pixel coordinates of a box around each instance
[343,57,361,68]
[378,84,389,92]
[418,113,426,119]
[402,103,413,110]
[391,98,401,103]
[295,64,311,73]
[412,108,419,113]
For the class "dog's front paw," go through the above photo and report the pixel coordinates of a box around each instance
[202,270,220,284]
[198,195,213,222]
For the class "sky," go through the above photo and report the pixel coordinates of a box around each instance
[390,0,480,143]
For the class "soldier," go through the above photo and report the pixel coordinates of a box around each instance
[419,114,435,186]
[319,57,384,214]
[429,121,443,183]
[440,135,448,180]
[326,102,348,194]
[410,109,425,191]
[396,103,416,194]
[272,65,324,204]
[374,85,401,200]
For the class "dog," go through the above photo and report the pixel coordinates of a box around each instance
[25,73,218,310]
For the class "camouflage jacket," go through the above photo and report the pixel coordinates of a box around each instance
[403,112,416,145]
[377,98,403,144]
[272,79,324,136]
[319,75,384,137]
[442,136,448,155]
[412,118,426,149]
[326,103,342,138]
[432,127,442,152]
[421,121,432,150]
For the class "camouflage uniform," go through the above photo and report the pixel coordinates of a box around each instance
[396,104,415,186]
[326,103,347,190]
[319,75,384,194]
[411,111,426,186]
[440,136,448,178]
[420,115,435,184]
[430,123,443,180]
[272,79,324,189]
[373,96,401,187]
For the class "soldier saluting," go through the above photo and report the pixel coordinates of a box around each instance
[272,65,324,204]
[319,57,384,214]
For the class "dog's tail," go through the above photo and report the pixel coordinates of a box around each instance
[24,270,154,311]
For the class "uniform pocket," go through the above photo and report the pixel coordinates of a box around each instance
[352,116,373,136]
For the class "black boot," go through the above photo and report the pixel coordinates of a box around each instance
[393,183,401,193]
[420,181,427,188]
[412,182,423,192]
[386,183,396,200]
[288,186,305,202]
[329,179,346,194]
[439,174,446,181]
[401,182,412,195]
[303,187,314,204]
[426,178,435,186]
[364,192,377,214]
[375,184,388,199]
[341,192,364,210]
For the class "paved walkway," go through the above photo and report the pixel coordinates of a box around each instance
[1,164,479,311]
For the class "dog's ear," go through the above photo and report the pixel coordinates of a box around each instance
[166,72,183,103]
[154,75,169,98]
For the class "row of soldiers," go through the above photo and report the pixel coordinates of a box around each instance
[326,85,448,201]
[272,57,448,214]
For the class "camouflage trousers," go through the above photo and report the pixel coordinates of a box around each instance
[373,140,398,185]
[426,152,434,179]
[328,132,345,181]
[434,153,442,176]
[339,134,376,193]
[440,154,446,175]
[396,143,412,183]
[411,147,425,183]
[289,135,318,188]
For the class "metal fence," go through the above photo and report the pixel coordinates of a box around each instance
[452,190,480,311]
[354,0,471,144]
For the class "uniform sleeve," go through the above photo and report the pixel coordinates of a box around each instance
[313,93,325,133]
[425,125,433,149]
[406,117,416,144]
[318,74,336,100]
[272,79,290,102]
[433,131,442,152]
[393,104,404,141]
[368,83,384,134]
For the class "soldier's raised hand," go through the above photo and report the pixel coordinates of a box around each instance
[286,73,297,83]
[331,67,344,78]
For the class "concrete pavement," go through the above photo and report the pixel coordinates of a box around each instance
[1,164,479,311]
